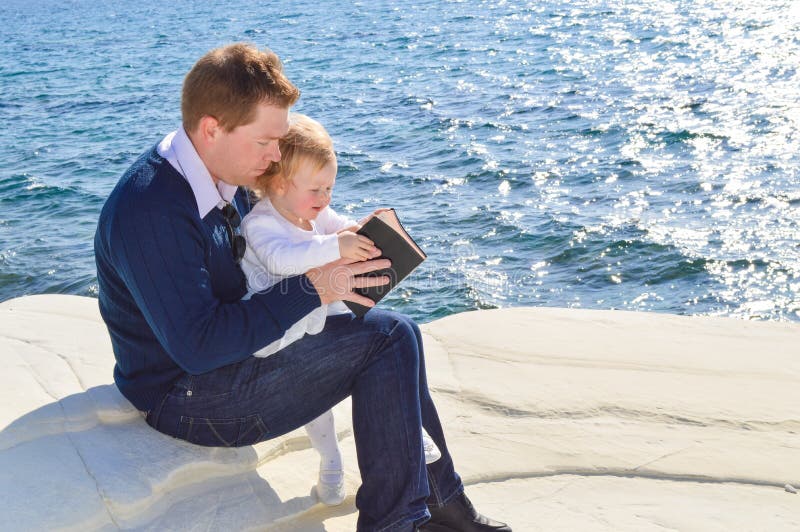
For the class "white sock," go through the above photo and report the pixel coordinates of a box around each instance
[305,409,343,478]
[421,427,442,464]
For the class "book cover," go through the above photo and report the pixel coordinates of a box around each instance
[344,209,426,317]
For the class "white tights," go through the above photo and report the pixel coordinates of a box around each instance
[304,409,343,474]
[305,409,441,474]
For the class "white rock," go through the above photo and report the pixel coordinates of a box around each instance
[1,295,800,531]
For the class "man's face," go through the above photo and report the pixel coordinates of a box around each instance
[207,103,290,188]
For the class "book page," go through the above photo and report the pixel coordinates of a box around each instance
[376,209,426,258]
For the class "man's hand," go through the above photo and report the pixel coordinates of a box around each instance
[305,256,391,306]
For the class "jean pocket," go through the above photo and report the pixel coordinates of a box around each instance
[178,414,267,447]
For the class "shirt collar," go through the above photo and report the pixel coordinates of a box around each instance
[157,127,238,218]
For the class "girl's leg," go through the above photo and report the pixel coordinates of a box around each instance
[305,409,343,472]
[421,426,442,464]
[304,409,346,505]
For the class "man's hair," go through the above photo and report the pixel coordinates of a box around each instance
[255,113,336,195]
[182,43,300,133]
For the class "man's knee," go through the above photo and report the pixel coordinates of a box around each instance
[364,310,419,362]
[383,312,419,343]
[394,314,423,352]
[363,309,415,337]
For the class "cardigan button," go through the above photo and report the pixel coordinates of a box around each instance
[186,390,193,397]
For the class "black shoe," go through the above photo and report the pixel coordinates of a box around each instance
[419,492,511,531]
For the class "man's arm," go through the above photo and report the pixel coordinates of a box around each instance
[109,204,321,374]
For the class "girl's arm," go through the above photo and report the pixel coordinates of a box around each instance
[316,205,358,234]
[318,206,377,261]
[243,215,341,275]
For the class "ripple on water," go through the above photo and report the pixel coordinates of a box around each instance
[1,0,798,321]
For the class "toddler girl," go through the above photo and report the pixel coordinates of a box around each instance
[239,113,440,506]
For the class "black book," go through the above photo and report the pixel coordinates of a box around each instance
[344,209,427,317]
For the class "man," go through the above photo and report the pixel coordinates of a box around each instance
[94,43,510,532]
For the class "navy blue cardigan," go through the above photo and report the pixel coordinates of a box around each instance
[94,146,320,411]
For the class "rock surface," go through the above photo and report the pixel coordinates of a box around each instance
[1,295,798,531]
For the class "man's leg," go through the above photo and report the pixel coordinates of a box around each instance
[406,316,512,532]
[404,316,463,504]
[146,309,445,531]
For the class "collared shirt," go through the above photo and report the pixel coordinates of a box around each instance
[157,127,238,218]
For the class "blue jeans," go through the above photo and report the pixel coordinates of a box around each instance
[146,309,464,531]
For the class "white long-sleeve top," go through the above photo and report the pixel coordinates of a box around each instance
[240,197,356,358]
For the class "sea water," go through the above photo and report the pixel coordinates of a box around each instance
[1,0,799,323]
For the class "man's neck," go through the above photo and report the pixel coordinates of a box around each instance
[159,127,236,218]
[185,129,220,186]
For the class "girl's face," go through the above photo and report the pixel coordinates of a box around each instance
[271,158,337,228]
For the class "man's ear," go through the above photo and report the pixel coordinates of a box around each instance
[197,115,221,143]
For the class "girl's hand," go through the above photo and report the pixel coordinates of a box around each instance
[338,231,379,261]
[358,208,391,226]
[338,224,362,234]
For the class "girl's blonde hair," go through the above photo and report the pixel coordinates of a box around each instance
[255,113,335,196]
